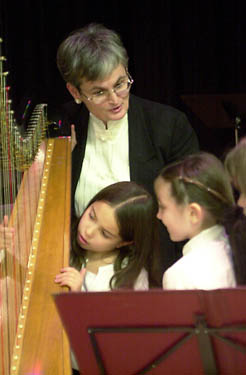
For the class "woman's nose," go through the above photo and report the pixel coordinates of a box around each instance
[108,90,118,104]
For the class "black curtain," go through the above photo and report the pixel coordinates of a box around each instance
[1,0,246,155]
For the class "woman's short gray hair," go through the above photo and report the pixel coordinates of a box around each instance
[57,23,129,89]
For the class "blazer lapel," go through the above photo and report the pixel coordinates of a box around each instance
[128,96,158,185]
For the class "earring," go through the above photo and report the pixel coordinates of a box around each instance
[75,98,82,104]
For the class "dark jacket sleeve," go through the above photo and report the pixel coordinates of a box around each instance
[128,95,199,194]
[130,95,199,164]
[158,106,199,164]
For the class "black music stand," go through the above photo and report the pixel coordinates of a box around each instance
[54,288,246,375]
[181,93,246,156]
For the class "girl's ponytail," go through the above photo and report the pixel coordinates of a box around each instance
[222,206,246,285]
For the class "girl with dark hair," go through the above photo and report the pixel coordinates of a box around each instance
[154,152,246,290]
[55,181,161,374]
[55,181,161,292]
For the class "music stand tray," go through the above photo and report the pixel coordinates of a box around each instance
[54,288,246,375]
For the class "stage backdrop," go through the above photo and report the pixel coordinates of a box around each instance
[1,0,246,155]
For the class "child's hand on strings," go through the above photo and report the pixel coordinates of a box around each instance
[0,215,14,250]
[55,267,86,292]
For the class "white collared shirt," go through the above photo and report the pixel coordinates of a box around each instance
[163,225,236,290]
[74,113,130,217]
[82,264,149,291]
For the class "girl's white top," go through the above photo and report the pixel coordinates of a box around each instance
[82,263,149,291]
[163,225,236,290]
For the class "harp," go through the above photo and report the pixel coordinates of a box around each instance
[0,38,71,374]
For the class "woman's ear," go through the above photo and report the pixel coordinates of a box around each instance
[116,240,134,249]
[66,82,82,104]
[188,202,203,225]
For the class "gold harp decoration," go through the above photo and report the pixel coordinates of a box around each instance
[0,38,71,374]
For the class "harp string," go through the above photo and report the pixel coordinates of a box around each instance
[0,37,47,374]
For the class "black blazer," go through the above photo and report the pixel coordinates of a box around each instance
[61,94,199,272]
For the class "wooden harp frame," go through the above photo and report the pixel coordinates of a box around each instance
[0,37,72,375]
[10,137,72,375]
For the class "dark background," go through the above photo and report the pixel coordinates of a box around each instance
[1,0,246,157]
